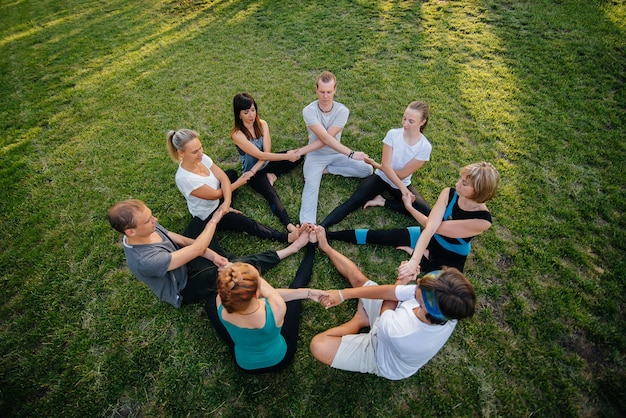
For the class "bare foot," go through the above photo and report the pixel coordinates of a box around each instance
[308,225,318,243]
[287,227,301,243]
[267,172,277,186]
[363,195,385,209]
[314,226,330,251]
[396,246,414,255]
[287,223,298,233]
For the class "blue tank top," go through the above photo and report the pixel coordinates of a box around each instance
[236,137,270,172]
[218,298,287,370]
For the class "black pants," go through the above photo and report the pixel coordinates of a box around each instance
[182,169,289,243]
[181,250,282,305]
[205,244,316,373]
[246,156,302,228]
[320,174,431,228]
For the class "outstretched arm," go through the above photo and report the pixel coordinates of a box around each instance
[320,285,399,309]
[231,120,300,165]
[398,188,450,279]
[314,226,369,289]
[276,288,329,302]
[305,123,368,161]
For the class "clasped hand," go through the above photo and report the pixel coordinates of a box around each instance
[318,289,344,309]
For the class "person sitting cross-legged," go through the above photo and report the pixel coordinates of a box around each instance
[310,226,476,380]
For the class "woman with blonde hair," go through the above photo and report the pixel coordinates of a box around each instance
[166,128,298,245]
[319,101,433,228]
[326,162,500,274]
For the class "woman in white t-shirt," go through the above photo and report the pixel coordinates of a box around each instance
[309,226,476,381]
[319,101,432,228]
[166,129,298,245]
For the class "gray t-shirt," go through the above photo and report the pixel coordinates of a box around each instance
[302,100,349,155]
[123,224,188,307]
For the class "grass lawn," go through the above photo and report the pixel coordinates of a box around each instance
[1,0,625,416]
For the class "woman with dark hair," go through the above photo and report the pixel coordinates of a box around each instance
[231,92,302,233]
[309,226,476,381]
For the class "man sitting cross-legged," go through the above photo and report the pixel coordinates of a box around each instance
[107,199,309,308]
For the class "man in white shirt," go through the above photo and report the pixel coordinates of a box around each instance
[296,71,373,224]
[310,226,477,380]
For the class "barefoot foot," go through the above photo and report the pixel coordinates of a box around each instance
[395,246,414,255]
[287,227,301,243]
[363,195,385,209]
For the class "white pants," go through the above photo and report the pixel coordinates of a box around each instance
[299,151,373,224]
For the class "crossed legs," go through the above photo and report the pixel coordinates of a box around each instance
[309,227,371,365]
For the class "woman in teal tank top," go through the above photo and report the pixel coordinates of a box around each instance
[205,226,327,373]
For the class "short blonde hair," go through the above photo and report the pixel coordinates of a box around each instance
[461,161,500,203]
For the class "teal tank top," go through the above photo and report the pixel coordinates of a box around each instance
[218,299,287,370]
[236,137,270,172]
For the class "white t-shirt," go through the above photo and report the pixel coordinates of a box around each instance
[374,128,432,188]
[375,284,457,380]
[175,154,221,221]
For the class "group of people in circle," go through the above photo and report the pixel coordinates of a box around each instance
[107,71,500,380]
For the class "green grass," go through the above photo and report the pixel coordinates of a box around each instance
[1,0,625,416]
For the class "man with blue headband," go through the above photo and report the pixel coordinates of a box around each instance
[310,226,476,380]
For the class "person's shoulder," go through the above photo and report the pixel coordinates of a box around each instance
[303,100,318,112]
[333,101,349,112]
[202,154,213,166]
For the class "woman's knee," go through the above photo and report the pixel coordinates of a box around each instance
[310,334,335,365]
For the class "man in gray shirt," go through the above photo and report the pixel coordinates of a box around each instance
[107,199,309,308]
[296,71,373,225]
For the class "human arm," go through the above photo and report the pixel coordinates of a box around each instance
[258,277,288,325]
[231,120,300,167]
[398,188,451,279]
[166,212,223,271]
[320,284,399,309]
[402,189,492,237]
[275,288,329,302]
[307,123,367,160]
[186,160,238,206]
[201,249,229,270]
[364,157,382,170]
[379,143,426,198]
[402,193,428,227]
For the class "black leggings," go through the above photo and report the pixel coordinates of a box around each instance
[319,174,431,228]
[181,250,282,305]
[182,169,289,244]
[246,156,302,228]
[205,243,316,373]
[326,228,464,273]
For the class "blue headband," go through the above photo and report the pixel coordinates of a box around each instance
[420,270,449,322]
